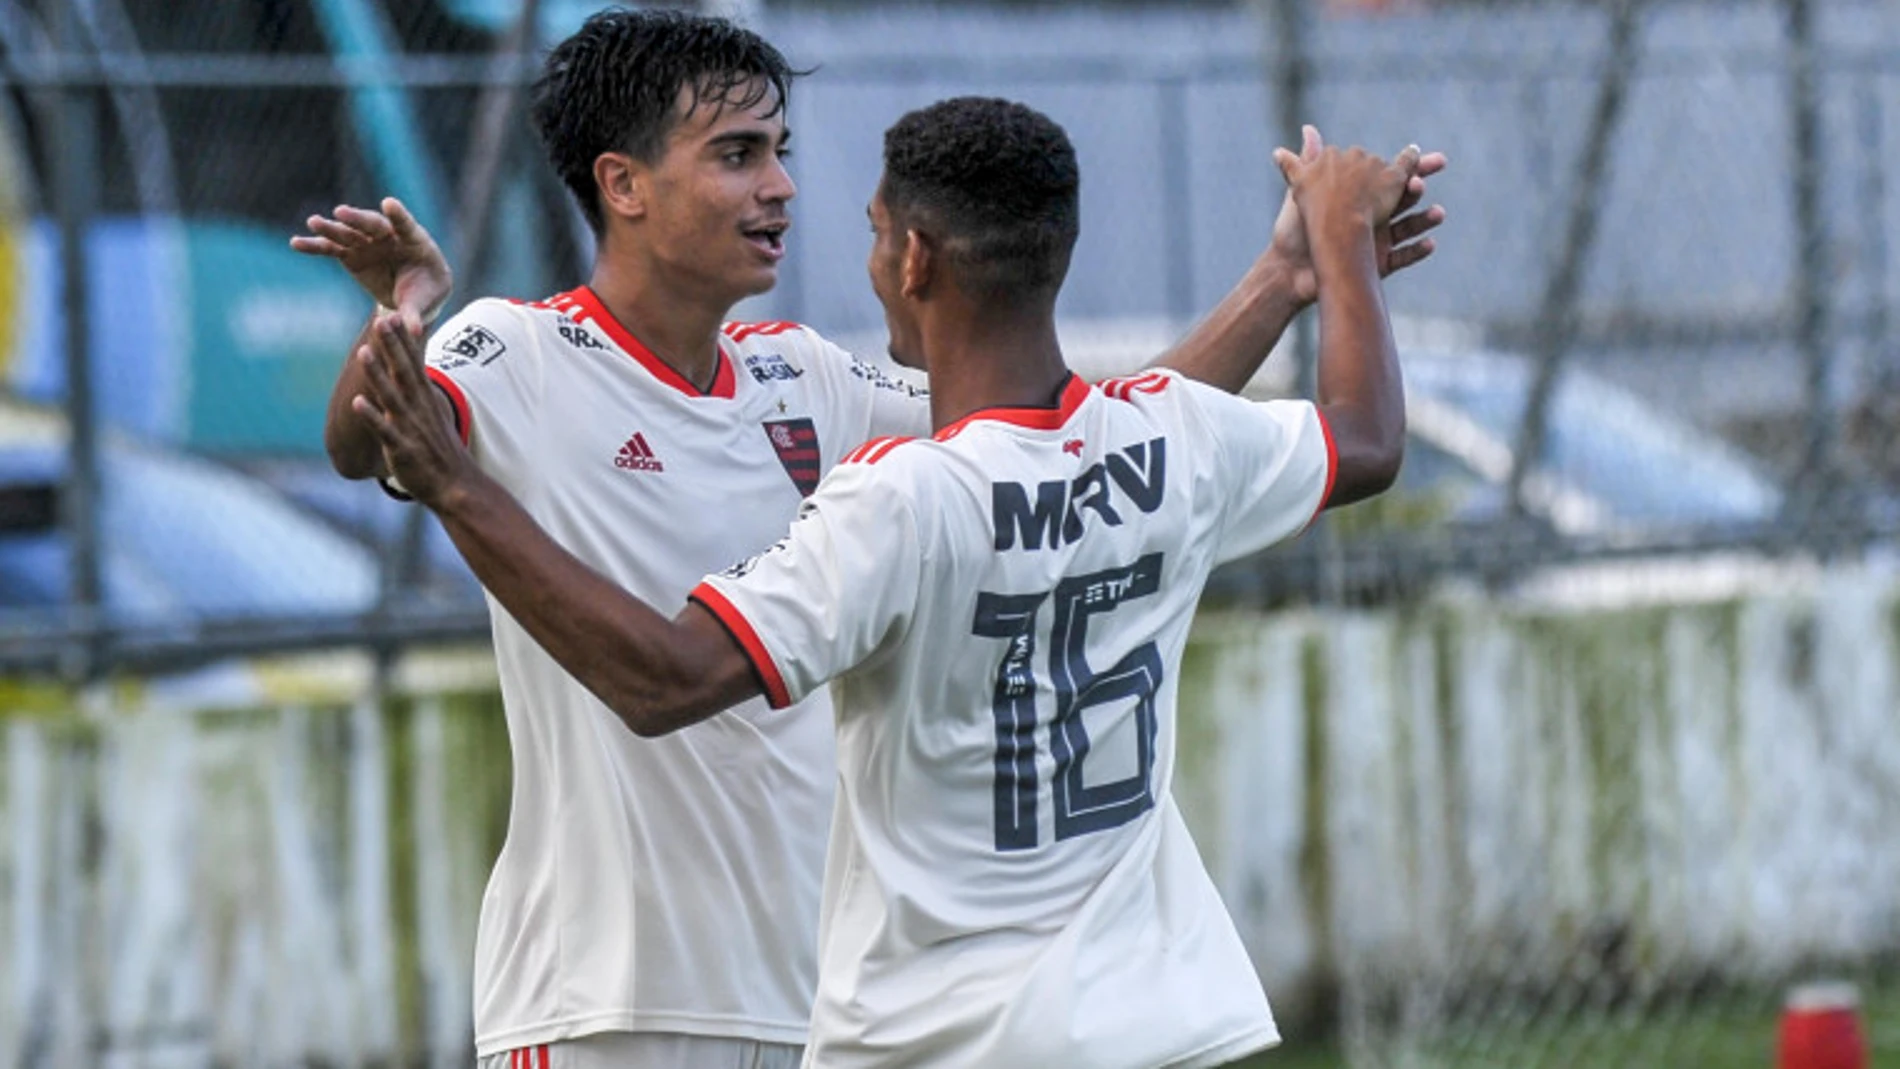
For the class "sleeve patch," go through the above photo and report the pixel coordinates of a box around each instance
[424,367,473,446]
[435,323,507,369]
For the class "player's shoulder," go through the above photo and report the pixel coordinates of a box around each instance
[425,297,537,371]
[459,286,635,353]
[720,319,825,385]
[792,435,926,525]
[434,291,571,341]
[722,319,809,345]
[839,434,918,467]
[835,432,971,506]
[727,322,930,398]
[432,289,603,367]
[453,291,567,323]
[1098,368,1180,402]
[1094,367,1213,432]
[1098,367,1267,428]
[721,319,862,369]
[829,434,942,497]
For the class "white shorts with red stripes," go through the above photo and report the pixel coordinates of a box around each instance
[479,1033,803,1069]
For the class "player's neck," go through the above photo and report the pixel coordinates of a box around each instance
[588,257,730,391]
[922,308,1070,432]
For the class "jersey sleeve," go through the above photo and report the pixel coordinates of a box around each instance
[421,299,545,459]
[795,327,933,444]
[1180,379,1338,564]
[689,459,923,709]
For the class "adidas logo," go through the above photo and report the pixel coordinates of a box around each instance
[614,432,665,472]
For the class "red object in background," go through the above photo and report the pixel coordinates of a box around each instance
[1778,983,1868,1069]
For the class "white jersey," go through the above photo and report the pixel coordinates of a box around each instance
[420,287,930,1056]
[694,369,1336,1069]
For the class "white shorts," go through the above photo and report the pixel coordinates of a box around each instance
[479,1033,803,1069]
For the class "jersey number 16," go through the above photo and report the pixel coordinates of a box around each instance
[972,553,1164,852]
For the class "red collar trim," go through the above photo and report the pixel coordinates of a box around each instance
[933,374,1090,441]
[566,286,736,399]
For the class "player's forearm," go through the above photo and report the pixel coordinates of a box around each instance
[1309,213,1404,507]
[1151,253,1304,395]
[430,473,757,737]
[326,316,392,480]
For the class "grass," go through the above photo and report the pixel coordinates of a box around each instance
[1230,1041,1346,1068]
[1224,976,1900,1068]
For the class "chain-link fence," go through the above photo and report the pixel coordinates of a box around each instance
[2,0,1899,1066]
[6,0,1899,672]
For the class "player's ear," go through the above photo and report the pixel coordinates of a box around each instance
[900,228,935,299]
[594,152,647,222]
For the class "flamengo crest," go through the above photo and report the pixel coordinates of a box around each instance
[763,418,820,497]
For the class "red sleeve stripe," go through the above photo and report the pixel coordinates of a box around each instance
[1103,371,1170,401]
[425,367,473,446]
[690,583,792,710]
[842,437,888,464]
[1307,406,1341,527]
[863,437,908,464]
[843,435,912,465]
[723,320,805,343]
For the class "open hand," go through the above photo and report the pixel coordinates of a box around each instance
[1269,125,1445,304]
[291,197,453,335]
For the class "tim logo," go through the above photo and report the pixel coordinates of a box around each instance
[744,353,803,383]
[439,324,506,368]
[762,418,820,497]
[614,432,665,473]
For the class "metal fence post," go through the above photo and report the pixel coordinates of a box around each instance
[1506,0,1644,526]
[1263,0,1316,404]
[47,1,103,680]
[1787,0,1840,538]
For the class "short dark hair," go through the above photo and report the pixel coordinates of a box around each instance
[880,97,1080,304]
[530,7,800,235]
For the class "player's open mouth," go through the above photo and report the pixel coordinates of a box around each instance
[744,223,788,260]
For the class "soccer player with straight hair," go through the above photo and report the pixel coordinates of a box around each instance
[349,93,1416,1068]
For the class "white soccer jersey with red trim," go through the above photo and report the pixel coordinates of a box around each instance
[420,287,929,1056]
[694,369,1336,1069]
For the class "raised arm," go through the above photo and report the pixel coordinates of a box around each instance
[1276,141,1416,507]
[350,314,757,736]
[291,197,456,479]
[1155,125,1445,395]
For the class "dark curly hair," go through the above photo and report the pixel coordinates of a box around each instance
[881,97,1080,304]
[530,7,801,235]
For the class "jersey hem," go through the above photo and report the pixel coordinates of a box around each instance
[475,1011,810,1057]
[425,367,473,445]
[1307,405,1339,526]
[1158,1025,1280,1069]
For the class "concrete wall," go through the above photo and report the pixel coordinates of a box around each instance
[3,560,1899,1063]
